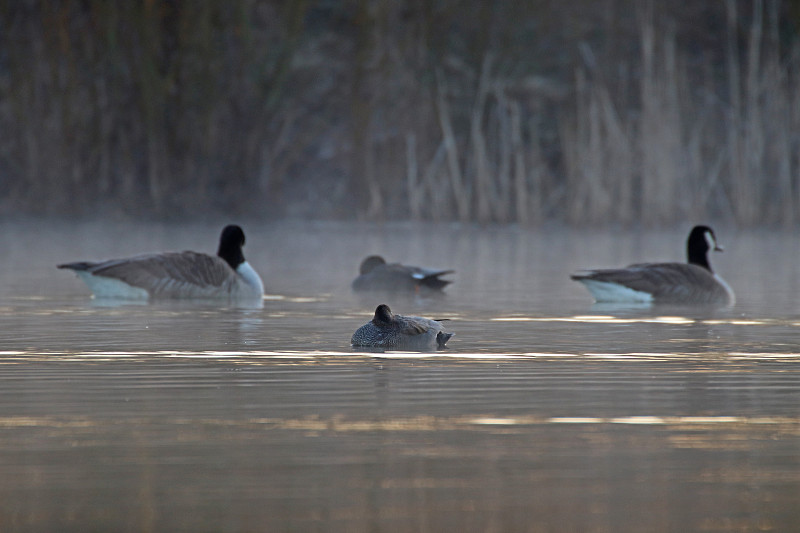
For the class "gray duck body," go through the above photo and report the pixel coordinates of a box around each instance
[352,255,453,292]
[351,304,453,350]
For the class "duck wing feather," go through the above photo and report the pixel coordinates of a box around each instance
[396,314,435,336]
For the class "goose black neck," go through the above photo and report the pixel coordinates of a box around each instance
[217,225,246,270]
[689,251,711,271]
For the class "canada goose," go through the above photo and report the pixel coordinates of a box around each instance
[352,255,454,292]
[351,304,454,350]
[570,225,734,305]
[58,225,264,302]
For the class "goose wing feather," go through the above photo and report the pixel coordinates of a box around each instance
[82,252,235,296]
[573,262,725,302]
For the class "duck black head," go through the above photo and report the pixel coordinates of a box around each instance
[359,255,387,275]
[217,225,247,270]
[372,304,394,325]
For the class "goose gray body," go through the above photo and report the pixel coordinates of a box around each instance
[58,225,264,302]
[571,225,734,305]
[352,255,453,292]
[351,304,453,350]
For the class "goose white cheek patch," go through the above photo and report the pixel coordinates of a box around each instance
[705,230,722,252]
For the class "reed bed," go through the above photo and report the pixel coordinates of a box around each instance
[1,1,799,226]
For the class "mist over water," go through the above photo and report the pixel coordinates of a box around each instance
[1,220,799,531]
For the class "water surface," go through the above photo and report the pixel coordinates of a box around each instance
[0,220,798,532]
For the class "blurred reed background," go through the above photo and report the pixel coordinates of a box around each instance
[1,0,799,226]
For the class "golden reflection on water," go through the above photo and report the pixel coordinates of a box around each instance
[264,294,330,303]
[0,413,796,433]
[492,315,779,326]
[3,349,800,364]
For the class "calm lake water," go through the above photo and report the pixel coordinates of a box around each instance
[0,219,799,532]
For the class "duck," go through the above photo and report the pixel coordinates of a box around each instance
[352,255,454,292]
[58,224,264,302]
[351,304,454,350]
[570,225,734,305]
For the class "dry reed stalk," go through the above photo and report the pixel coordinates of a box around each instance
[405,132,420,219]
[471,54,494,223]
[493,90,514,223]
[726,0,748,224]
[423,141,448,221]
[435,69,470,221]
[526,114,549,225]
[365,139,383,219]
[567,68,588,224]
[597,86,635,225]
[509,100,529,225]
[791,47,800,224]
[577,69,612,224]
[560,73,582,224]
[743,0,765,225]
[762,4,793,226]
[639,5,671,225]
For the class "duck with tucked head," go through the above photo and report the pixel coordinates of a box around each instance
[352,255,454,292]
[571,225,734,305]
[58,224,264,303]
[351,304,454,351]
